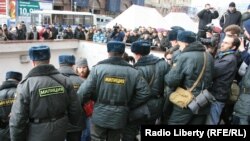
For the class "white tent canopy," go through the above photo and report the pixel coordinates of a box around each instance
[106,5,170,30]
[164,12,198,33]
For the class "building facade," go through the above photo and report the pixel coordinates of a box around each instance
[52,0,192,17]
[2,0,194,26]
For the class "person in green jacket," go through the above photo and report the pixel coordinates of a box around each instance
[0,71,22,141]
[9,46,81,141]
[77,41,151,141]
[165,31,214,125]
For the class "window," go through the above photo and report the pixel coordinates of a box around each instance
[52,14,63,24]
[74,15,84,25]
[63,14,74,25]
[43,15,51,25]
[84,15,93,26]
[105,19,111,22]
[31,14,42,25]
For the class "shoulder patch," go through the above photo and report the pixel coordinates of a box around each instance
[39,86,65,97]
[73,84,80,90]
[104,76,126,85]
[0,98,15,107]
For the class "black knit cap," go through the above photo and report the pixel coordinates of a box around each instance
[229,2,235,7]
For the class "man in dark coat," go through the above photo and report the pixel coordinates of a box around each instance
[165,31,214,124]
[58,55,86,141]
[27,26,39,40]
[220,2,242,31]
[9,46,81,141]
[131,41,170,123]
[122,41,170,141]
[153,32,171,51]
[63,25,74,39]
[77,41,151,141]
[197,3,219,38]
[206,35,240,125]
[168,28,185,62]
[232,19,250,125]
[0,71,22,141]
[16,24,26,40]
[74,24,85,40]
[75,58,92,141]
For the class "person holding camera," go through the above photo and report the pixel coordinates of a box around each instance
[110,24,125,42]
[197,3,219,39]
[199,24,221,57]
[16,23,26,40]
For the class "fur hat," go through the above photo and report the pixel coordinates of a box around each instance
[107,41,125,54]
[29,46,51,61]
[76,58,88,67]
[177,31,196,44]
[59,55,75,65]
[6,71,22,81]
[131,41,151,55]
[243,19,250,34]
[168,30,179,41]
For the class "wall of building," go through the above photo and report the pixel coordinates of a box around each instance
[0,40,165,83]
[0,40,79,83]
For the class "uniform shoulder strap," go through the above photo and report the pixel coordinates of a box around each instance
[189,52,207,91]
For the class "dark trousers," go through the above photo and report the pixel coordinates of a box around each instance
[197,30,206,39]
[122,124,139,141]
[91,124,121,141]
[0,126,10,141]
[66,131,82,141]
[219,102,235,125]
[122,118,156,141]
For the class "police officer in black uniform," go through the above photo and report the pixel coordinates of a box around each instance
[0,71,22,141]
[9,46,82,141]
[122,41,170,141]
[77,41,151,141]
[58,55,86,141]
[165,31,214,124]
[58,55,85,91]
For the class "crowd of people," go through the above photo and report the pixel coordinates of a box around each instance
[1,1,250,141]
[0,22,173,51]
